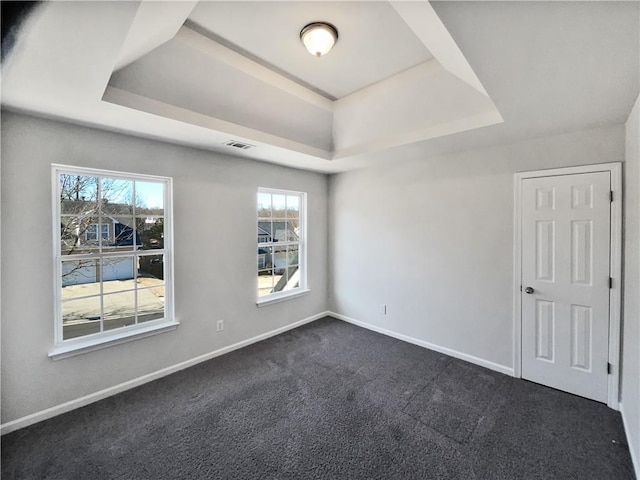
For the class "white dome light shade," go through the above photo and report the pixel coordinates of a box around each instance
[300,22,338,57]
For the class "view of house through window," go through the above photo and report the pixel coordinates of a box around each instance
[257,189,305,300]
[55,166,172,343]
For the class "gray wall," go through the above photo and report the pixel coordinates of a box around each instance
[0,112,329,423]
[622,95,640,470]
[2,108,637,467]
[329,125,626,370]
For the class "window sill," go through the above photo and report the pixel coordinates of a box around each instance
[49,321,180,361]
[256,288,311,307]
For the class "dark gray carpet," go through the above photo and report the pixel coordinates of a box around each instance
[2,317,635,479]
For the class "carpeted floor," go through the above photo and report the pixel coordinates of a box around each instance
[2,317,635,479]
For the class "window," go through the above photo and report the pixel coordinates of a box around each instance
[85,223,109,242]
[52,165,175,357]
[257,188,308,303]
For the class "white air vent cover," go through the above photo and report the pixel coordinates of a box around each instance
[224,140,255,150]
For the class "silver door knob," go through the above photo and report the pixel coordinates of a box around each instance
[525,286,534,294]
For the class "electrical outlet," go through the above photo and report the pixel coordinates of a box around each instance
[216,319,224,331]
[380,304,387,315]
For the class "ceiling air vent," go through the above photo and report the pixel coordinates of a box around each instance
[224,140,255,150]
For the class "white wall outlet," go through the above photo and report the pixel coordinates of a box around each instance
[380,304,387,315]
[216,319,224,331]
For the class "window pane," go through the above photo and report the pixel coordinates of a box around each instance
[258,246,271,270]
[85,223,108,242]
[138,217,164,250]
[61,259,98,288]
[139,253,164,280]
[62,297,101,340]
[60,214,100,255]
[273,264,300,293]
[270,266,284,292]
[101,178,133,214]
[273,246,287,274]
[273,221,287,242]
[98,216,137,252]
[135,181,164,216]
[258,271,273,297]
[287,220,299,242]
[286,195,300,218]
[101,257,135,287]
[289,268,300,289]
[137,275,164,290]
[60,175,98,214]
[82,218,102,247]
[258,221,272,244]
[258,192,271,218]
[137,286,165,323]
[272,194,286,218]
[103,290,136,331]
[287,245,299,267]
[272,270,286,293]
[60,216,79,254]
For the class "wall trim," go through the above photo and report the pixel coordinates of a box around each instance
[1,311,330,436]
[620,402,640,478]
[329,311,515,377]
[513,162,622,410]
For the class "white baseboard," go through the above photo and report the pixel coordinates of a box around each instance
[1,311,516,435]
[1,311,330,436]
[329,311,515,377]
[620,402,640,478]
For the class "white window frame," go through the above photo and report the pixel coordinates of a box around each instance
[50,165,177,360]
[256,187,309,306]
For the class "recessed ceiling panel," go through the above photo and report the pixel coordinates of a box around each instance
[109,37,334,152]
[333,64,502,157]
[187,1,432,99]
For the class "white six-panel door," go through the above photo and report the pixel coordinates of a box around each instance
[521,172,611,403]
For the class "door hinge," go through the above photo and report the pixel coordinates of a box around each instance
[610,191,614,202]
[607,363,613,375]
[520,285,522,292]
[609,277,613,289]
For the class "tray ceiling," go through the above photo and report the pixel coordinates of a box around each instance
[104,0,501,163]
[2,1,637,173]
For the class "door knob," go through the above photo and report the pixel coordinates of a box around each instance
[524,286,534,294]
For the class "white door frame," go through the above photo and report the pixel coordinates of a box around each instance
[513,162,622,409]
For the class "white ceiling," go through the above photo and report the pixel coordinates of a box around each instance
[1,1,638,174]
[106,18,500,160]
[187,1,433,99]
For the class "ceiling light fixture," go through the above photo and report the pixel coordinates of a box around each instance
[300,22,338,57]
